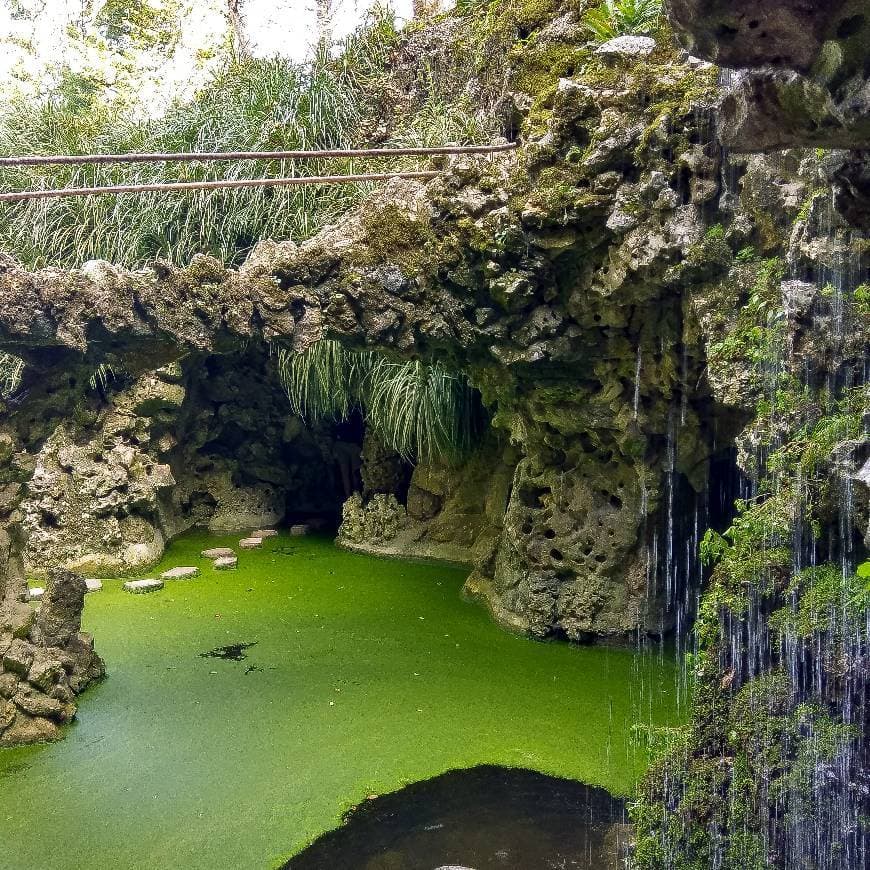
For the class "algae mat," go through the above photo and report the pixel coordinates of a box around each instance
[0,531,683,869]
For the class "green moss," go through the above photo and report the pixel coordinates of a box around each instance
[3,529,684,869]
[769,565,870,639]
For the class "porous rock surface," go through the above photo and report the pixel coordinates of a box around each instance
[666,0,870,150]
[0,550,104,746]
[0,21,730,644]
[0,0,866,684]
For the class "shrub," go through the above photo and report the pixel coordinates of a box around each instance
[582,0,662,42]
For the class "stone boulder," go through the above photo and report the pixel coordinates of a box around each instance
[32,570,86,648]
[594,35,656,60]
[337,493,407,546]
[201,547,235,559]
[666,1,858,72]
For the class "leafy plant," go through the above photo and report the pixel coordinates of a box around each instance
[0,17,394,269]
[364,356,476,462]
[0,353,24,399]
[275,340,367,423]
[275,339,479,462]
[582,0,662,42]
[89,363,116,392]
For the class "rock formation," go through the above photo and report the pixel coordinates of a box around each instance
[0,24,727,644]
[0,2,865,789]
[0,543,104,745]
[667,0,870,150]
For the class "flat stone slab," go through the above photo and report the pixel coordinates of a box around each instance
[84,578,104,593]
[213,556,238,570]
[252,529,278,538]
[123,578,163,594]
[595,35,656,58]
[239,537,262,549]
[27,587,44,602]
[161,566,200,581]
[201,547,235,559]
[289,524,310,536]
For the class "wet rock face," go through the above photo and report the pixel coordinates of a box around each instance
[666,1,856,72]
[0,563,104,747]
[17,345,342,577]
[666,0,870,150]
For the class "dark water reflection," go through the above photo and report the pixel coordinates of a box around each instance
[284,765,629,870]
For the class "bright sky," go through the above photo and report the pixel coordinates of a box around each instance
[0,0,419,114]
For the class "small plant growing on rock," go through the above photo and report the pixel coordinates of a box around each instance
[582,0,662,42]
[0,352,24,399]
[275,340,480,462]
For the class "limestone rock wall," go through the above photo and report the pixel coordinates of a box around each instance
[0,556,104,746]
[18,345,342,577]
[0,4,728,644]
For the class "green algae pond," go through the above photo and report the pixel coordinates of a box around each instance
[0,530,683,869]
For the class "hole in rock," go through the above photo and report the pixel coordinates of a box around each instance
[518,485,550,509]
[837,15,865,39]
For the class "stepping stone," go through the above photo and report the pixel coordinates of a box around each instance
[239,537,262,549]
[252,529,278,538]
[160,566,200,581]
[84,578,104,593]
[28,587,44,602]
[201,547,235,559]
[289,524,310,536]
[123,578,163,594]
[214,556,238,570]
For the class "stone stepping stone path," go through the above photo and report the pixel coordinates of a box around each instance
[239,537,262,549]
[27,587,44,602]
[160,566,200,581]
[252,529,278,538]
[84,578,104,593]
[123,578,163,594]
[201,547,235,559]
[214,556,238,570]
[289,524,310,536]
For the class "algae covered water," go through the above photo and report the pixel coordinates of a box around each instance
[0,531,682,869]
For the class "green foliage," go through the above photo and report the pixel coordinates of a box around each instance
[769,565,870,640]
[93,0,185,53]
[854,283,870,316]
[276,340,367,424]
[0,8,421,269]
[0,352,24,398]
[88,363,116,393]
[276,340,479,462]
[735,245,755,262]
[365,356,476,462]
[709,257,786,366]
[582,0,662,42]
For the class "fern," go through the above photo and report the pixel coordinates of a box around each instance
[582,0,662,42]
